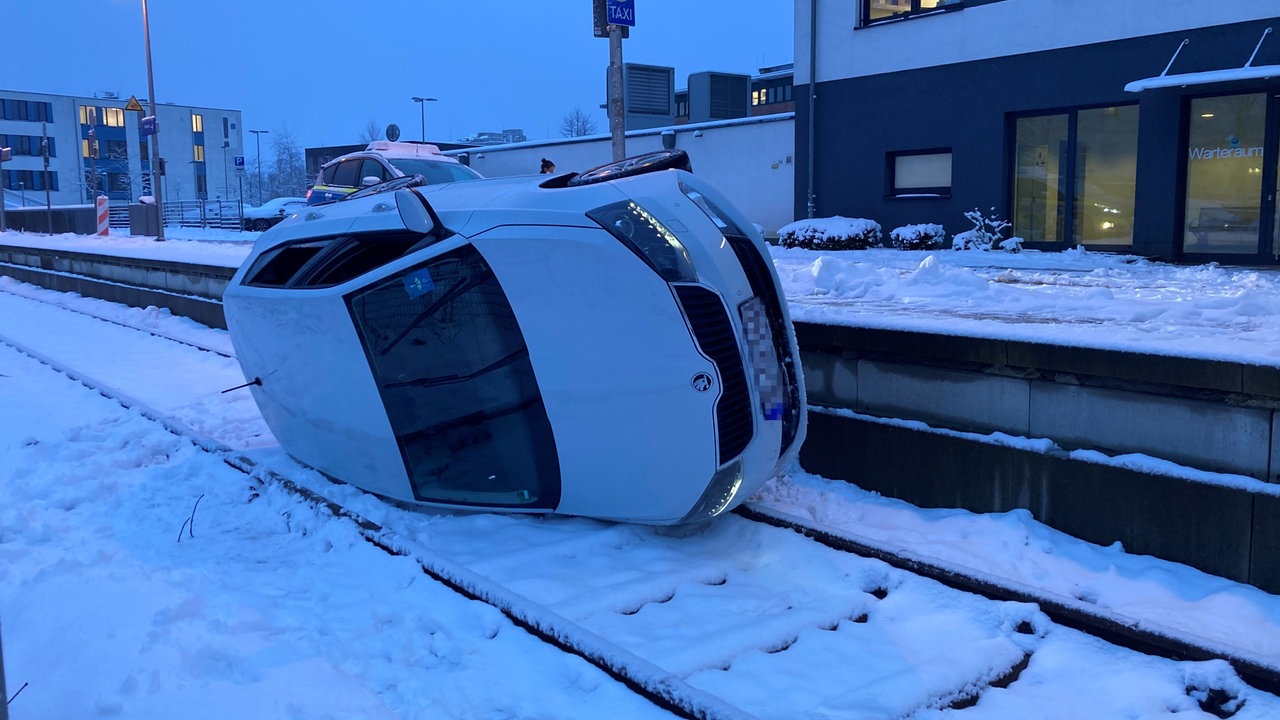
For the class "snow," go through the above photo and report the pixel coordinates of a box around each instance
[3,227,1280,717]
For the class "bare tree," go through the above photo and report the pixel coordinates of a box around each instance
[359,120,383,144]
[267,124,309,199]
[560,106,599,138]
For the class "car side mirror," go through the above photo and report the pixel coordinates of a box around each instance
[361,176,381,187]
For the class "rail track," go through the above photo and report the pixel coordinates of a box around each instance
[2,282,1279,718]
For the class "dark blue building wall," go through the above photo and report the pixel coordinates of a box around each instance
[797,17,1280,260]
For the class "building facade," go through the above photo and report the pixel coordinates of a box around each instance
[796,1,1280,263]
[0,89,243,207]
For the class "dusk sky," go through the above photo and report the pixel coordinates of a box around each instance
[13,1,794,149]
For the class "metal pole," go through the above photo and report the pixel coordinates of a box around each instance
[142,0,165,240]
[222,142,229,200]
[0,150,7,233]
[250,129,268,205]
[419,100,424,142]
[42,122,52,234]
[0,618,9,720]
[608,25,625,162]
[806,0,818,219]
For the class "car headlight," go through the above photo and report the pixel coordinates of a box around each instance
[588,200,697,283]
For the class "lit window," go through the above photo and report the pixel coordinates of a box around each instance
[193,144,205,162]
[82,139,90,158]
[192,114,204,133]
[888,149,952,196]
[864,0,955,26]
[79,105,96,125]
[752,90,761,106]
[103,108,124,127]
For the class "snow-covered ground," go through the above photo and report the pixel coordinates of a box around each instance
[3,227,1280,717]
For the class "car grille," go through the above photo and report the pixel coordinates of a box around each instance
[674,284,753,465]
[725,235,802,456]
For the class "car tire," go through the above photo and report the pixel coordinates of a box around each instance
[566,149,692,187]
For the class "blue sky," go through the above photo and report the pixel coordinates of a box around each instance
[13,1,794,149]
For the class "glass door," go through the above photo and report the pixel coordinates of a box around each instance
[1183,93,1268,257]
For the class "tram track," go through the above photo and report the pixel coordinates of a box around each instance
[2,283,1279,717]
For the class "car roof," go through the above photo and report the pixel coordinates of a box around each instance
[321,141,463,170]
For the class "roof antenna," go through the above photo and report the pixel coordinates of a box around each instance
[221,377,262,394]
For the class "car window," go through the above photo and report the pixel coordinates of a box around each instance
[321,164,338,184]
[331,159,363,188]
[387,158,482,184]
[346,244,560,508]
[360,159,391,183]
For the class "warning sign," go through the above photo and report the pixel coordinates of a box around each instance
[125,96,145,112]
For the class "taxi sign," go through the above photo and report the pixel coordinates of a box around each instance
[606,0,635,27]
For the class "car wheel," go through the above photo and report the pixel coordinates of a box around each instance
[566,149,692,187]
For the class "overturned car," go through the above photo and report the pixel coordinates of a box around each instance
[222,150,805,524]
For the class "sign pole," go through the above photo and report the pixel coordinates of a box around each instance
[42,122,52,235]
[608,24,625,162]
[0,147,9,233]
[142,0,165,241]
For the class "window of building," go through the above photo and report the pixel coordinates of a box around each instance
[107,172,130,193]
[193,144,205,162]
[2,134,52,157]
[102,107,124,127]
[1012,104,1138,247]
[223,116,230,139]
[192,113,204,133]
[1183,93,1267,256]
[105,140,128,158]
[139,139,148,159]
[79,105,97,125]
[889,149,952,196]
[195,174,207,196]
[863,0,951,25]
[4,169,59,191]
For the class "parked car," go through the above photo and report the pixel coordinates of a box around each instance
[306,140,482,205]
[242,196,307,231]
[223,149,806,524]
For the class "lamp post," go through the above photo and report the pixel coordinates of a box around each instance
[411,96,437,142]
[141,0,165,240]
[249,129,268,204]
[221,141,231,200]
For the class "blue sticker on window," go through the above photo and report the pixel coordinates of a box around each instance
[403,270,435,298]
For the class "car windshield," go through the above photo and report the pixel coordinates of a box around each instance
[388,158,481,184]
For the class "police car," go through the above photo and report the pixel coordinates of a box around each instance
[224,150,806,524]
[306,140,482,205]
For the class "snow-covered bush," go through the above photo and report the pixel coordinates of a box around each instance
[778,216,883,250]
[889,223,947,250]
[953,207,1013,251]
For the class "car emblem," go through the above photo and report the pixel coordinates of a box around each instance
[691,372,714,392]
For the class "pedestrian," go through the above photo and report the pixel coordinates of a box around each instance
[540,158,556,174]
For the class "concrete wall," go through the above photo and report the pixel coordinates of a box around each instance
[448,114,796,237]
[797,321,1280,593]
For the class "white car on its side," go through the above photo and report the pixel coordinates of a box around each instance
[223,150,805,524]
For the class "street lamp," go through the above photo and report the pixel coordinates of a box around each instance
[141,0,164,240]
[221,141,231,201]
[249,129,268,204]
[411,96,437,142]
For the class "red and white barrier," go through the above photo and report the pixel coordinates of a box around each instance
[95,195,109,236]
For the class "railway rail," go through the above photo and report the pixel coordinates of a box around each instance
[2,283,1279,718]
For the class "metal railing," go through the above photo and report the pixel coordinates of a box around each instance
[164,199,245,230]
